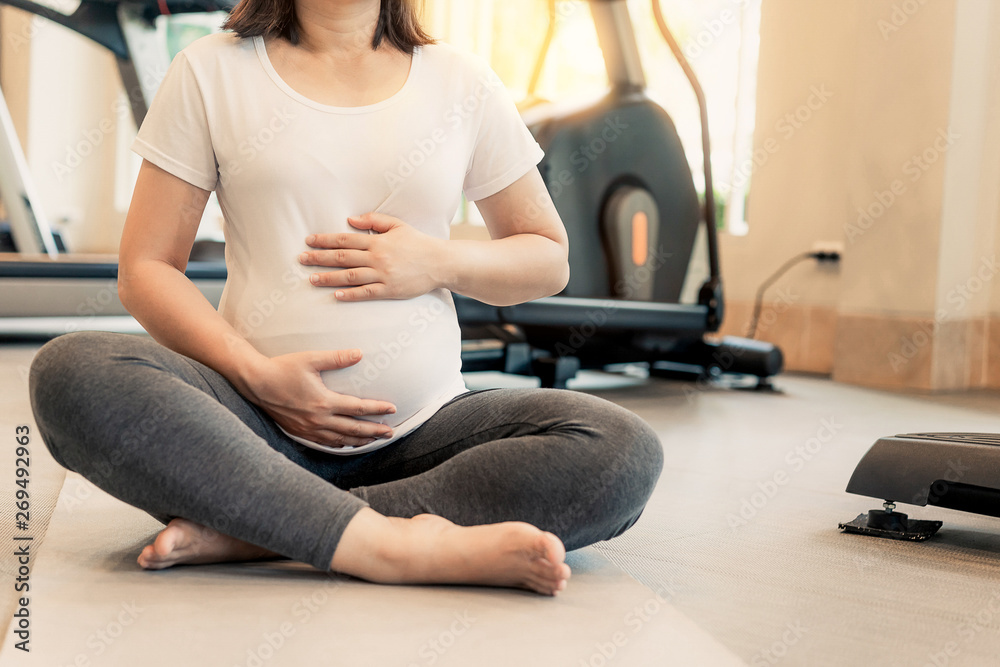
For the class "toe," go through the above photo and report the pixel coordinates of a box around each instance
[139,544,170,570]
[153,529,178,558]
[539,531,566,564]
[523,575,557,596]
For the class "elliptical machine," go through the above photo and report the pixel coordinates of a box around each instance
[456,0,783,388]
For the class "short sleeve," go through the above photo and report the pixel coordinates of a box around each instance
[462,64,545,202]
[131,52,219,191]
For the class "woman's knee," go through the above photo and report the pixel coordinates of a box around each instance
[32,333,90,414]
[573,394,664,501]
[29,332,135,465]
[30,332,121,414]
[550,395,662,548]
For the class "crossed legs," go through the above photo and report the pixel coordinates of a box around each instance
[29,332,663,595]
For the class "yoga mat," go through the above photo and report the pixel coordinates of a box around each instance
[0,473,744,666]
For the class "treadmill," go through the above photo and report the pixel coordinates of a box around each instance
[0,0,234,336]
[0,0,782,389]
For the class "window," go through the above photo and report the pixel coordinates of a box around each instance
[432,0,762,234]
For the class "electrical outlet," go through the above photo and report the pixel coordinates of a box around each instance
[812,240,844,257]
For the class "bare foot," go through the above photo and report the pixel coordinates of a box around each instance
[332,510,572,596]
[137,518,279,570]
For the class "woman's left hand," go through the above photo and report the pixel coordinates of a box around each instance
[299,213,447,301]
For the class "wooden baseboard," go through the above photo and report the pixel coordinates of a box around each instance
[718,301,837,375]
[719,301,1000,391]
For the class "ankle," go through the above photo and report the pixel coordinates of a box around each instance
[330,508,406,580]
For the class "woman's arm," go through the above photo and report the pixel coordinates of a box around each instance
[118,160,396,447]
[302,169,569,306]
[118,160,261,392]
[439,168,569,306]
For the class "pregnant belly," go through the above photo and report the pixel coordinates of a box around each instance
[238,289,465,430]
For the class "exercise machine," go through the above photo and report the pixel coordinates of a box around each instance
[456,0,783,387]
[0,0,233,335]
[840,433,1000,541]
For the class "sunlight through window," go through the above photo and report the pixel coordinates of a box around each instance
[428,0,761,235]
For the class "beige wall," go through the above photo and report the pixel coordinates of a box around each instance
[30,23,126,253]
[1,11,126,253]
[719,0,1000,391]
[722,0,860,312]
[723,0,960,315]
[0,8,33,152]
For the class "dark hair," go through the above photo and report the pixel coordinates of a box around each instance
[222,0,434,53]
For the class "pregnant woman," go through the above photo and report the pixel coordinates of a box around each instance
[29,0,663,596]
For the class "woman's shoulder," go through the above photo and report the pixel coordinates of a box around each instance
[174,31,255,68]
[418,41,498,82]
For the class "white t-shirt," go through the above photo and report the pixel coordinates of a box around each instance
[132,32,544,455]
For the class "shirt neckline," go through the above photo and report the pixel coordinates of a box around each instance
[253,35,421,114]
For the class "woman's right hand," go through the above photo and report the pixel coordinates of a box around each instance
[238,350,396,448]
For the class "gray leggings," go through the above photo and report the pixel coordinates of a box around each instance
[29,331,663,572]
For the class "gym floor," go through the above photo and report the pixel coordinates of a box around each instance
[2,339,999,666]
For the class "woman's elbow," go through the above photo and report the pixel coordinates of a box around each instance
[549,257,570,296]
[535,238,569,298]
[116,257,151,312]
[549,232,570,294]
[117,274,137,314]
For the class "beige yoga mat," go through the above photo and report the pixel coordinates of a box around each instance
[0,473,744,666]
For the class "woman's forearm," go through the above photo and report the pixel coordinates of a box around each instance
[439,233,569,307]
[118,259,267,397]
